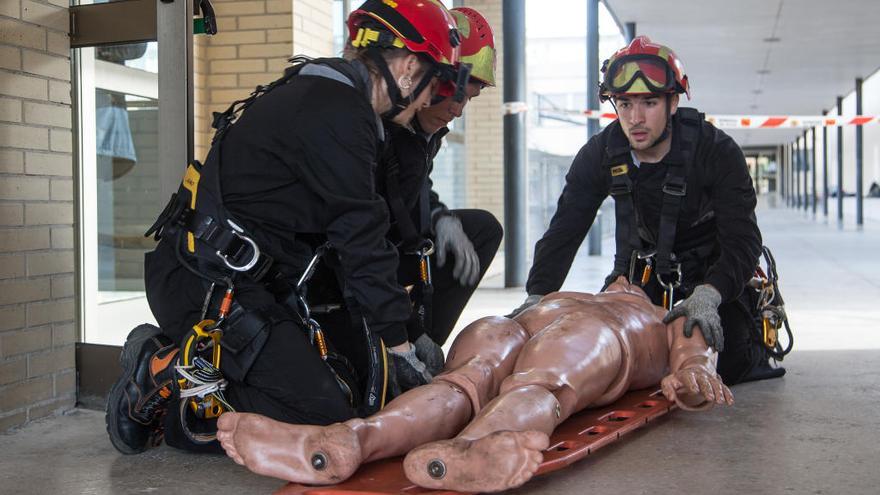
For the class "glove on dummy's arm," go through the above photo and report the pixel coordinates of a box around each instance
[435,215,480,287]
[662,284,724,352]
[661,313,734,411]
[506,294,542,318]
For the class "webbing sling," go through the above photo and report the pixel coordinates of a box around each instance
[654,108,701,279]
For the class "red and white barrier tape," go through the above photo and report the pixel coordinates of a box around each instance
[543,109,880,129]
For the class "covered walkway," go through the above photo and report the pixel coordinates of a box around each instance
[2,201,878,494]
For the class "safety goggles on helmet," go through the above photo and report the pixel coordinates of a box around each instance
[600,54,678,102]
[432,62,472,104]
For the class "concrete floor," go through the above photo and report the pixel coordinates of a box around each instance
[2,200,879,494]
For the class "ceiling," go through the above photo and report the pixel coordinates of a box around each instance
[604,0,880,147]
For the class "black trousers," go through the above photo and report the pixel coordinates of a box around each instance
[397,209,503,346]
[147,245,357,453]
[641,277,764,386]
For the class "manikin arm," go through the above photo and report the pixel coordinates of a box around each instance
[662,316,734,410]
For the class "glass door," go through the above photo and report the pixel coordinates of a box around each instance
[76,41,160,345]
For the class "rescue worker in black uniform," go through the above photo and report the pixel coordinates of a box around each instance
[510,36,785,386]
[106,0,468,455]
[380,7,502,353]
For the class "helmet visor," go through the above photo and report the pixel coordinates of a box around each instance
[606,55,674,95]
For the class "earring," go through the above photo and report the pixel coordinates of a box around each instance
[398,74,413,90]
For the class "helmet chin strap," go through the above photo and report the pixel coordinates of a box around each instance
[367,48,436,121]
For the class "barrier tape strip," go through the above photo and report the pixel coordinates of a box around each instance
[538,108,879,129]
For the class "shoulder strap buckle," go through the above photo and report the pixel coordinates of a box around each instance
[662,177,687,197]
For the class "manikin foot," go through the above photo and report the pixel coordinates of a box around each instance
[216,412,362,484]
[403,430,550,493]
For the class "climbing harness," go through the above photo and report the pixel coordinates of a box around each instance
[145,58,392,443]
[748,246,794,360]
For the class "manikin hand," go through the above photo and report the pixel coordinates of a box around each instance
[663,284,724,352]
[660,367,734,410]
[435,215,480,287]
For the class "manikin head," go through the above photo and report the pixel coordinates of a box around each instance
[599,36,690,153]
[416,7,496,134]
[345,0,466,125]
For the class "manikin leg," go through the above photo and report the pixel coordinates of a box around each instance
[216,316,529,484]
[403,311,626,492]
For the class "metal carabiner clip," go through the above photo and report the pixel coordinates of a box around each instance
[656,264,682,310]
[216,220,261,272]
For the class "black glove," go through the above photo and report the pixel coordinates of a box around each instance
[506,294,542,318]
[413,333,444,376]
[387,342,433,396]
[662,284,724,352]
[601,270,626,291]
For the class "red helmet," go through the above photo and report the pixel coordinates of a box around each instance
[348,0,460,68]
[450,7,496,87]
[599,36,690,101]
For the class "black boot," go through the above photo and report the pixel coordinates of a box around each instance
[106,324,178,454]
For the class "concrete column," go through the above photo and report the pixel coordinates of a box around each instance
[855,78,864,226]
[503,0,527,286]
[801,132,808,211]
[794,138,801,208]
[811,127,817,215]
[837,96,844,222]
[822,114,828,217]
[625,22,636,42]
[585,0,601,255]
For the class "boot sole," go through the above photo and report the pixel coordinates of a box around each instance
[105,323,163,455]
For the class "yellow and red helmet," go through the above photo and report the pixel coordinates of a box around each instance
[348,0,461,68]
[451,7,496,87]
[599,36,690,102]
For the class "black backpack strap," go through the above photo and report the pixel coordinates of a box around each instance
[606,142,640,274]
[655,108,702,279]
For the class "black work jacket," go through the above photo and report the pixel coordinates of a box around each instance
[526,109,762,303]
[210,62,411,346]
[377,120,451,242]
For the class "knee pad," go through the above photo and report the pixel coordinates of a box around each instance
[435,316,529,414]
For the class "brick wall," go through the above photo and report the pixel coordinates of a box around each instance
[462,0,505,223]
[0,0,76,432]
[193,0,335,158]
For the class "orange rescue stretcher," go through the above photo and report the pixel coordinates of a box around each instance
[275,388,675,495]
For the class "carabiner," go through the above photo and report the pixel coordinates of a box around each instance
[216,220,261,272]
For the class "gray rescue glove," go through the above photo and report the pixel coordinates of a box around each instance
[506,294,543,318]
[387,342,433,394]
[662,284,724,352]
[413,333,444,377]
[435,215,479,287]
